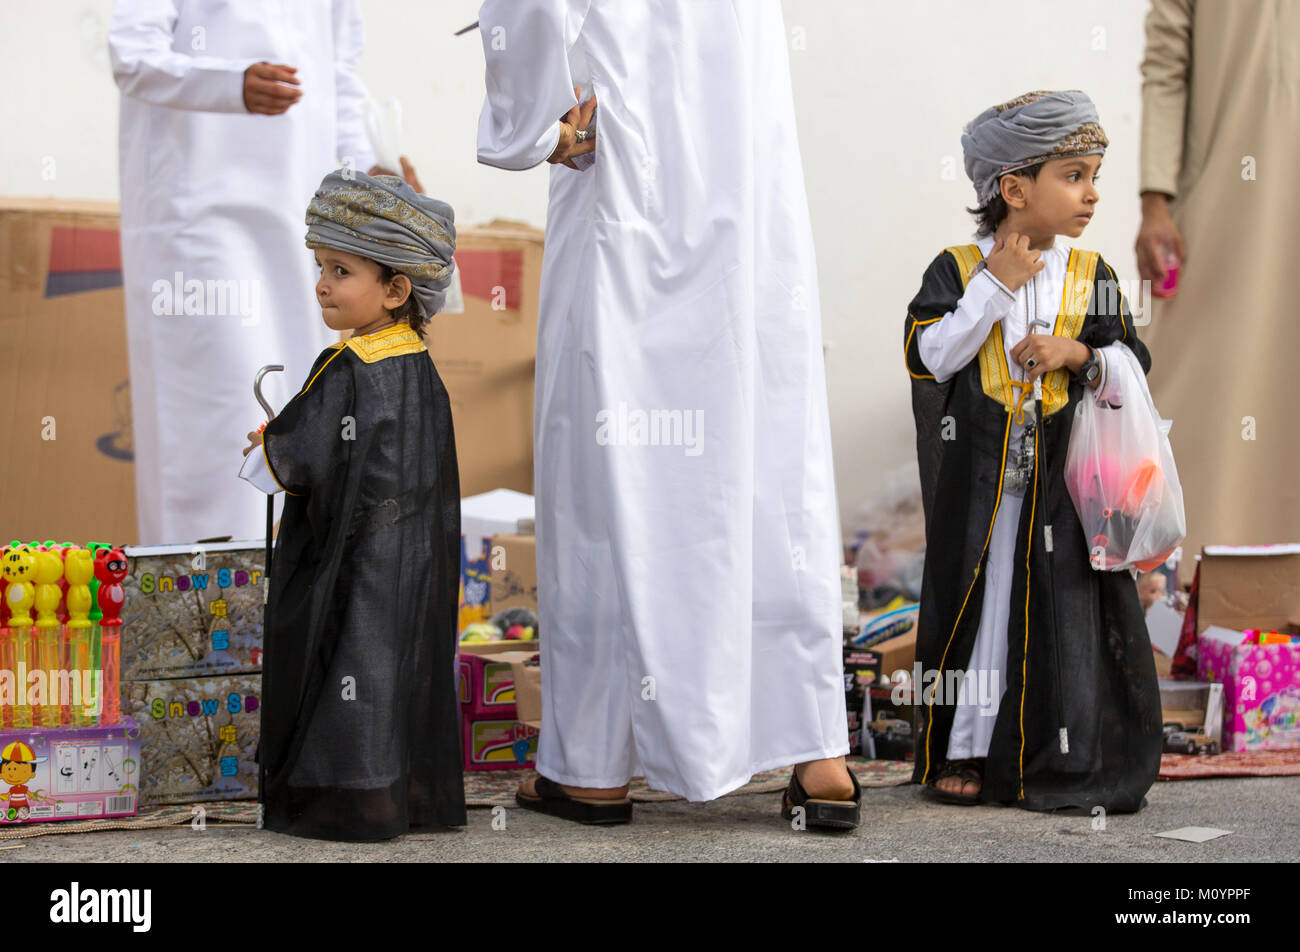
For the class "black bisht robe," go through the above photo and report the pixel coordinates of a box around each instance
[903,245,1163,813]
[257,324,466,840]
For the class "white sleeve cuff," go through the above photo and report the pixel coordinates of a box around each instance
[977,267,1017,302]
[239,443,283,495]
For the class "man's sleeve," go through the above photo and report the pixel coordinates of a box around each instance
[332,0,378,172]
[261,349,355,497]
[476,0,592,171]
[1139,0,1195,197]
[107,0,259,112]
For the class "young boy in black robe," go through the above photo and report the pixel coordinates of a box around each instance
[240,170,466,840]
[903,91,1163,812]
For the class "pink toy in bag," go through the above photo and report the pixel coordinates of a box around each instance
[1064,346,1186,573]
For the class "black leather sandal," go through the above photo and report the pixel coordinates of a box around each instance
[928,758,984,806]
[780,766,861,830]
[515,775,633,825]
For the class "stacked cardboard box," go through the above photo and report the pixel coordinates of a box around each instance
[458,640,540,770]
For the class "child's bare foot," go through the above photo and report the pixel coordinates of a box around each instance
[794,756,856,800]
[931,758,984,803]
[517,775,629,801]
[935,773,981,797]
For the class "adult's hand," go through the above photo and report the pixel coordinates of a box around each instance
[243,63,302,115]
[548,87,597,169]
[367,156,424,193]
[1135,191,1186,284]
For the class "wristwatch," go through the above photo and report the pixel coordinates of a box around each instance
[1076,347,1101,385]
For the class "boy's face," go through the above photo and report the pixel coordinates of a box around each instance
[312,248,409,333]
[1009,154,1101,240]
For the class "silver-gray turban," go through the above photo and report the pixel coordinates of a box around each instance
[305,169,456,319]
[962,90,1109,205]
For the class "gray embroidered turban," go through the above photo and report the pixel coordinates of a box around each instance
[962,90,1109,205]
[305,169,457,319]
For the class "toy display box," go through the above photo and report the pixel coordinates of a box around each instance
[462,717,538,771]
[458,641,539,717]
[1195,545,1300,752]
[1199,627,1299,751]
[458,642,539,771]
[0,718,140,824]
[121,542,266,680]
[123,674,260,804]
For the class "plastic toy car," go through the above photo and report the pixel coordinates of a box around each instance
[868,717,912,744]
[1162,725,1219,756]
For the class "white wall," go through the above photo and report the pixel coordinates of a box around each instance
[0,0,1150,534]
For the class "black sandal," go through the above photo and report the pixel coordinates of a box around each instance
[928,758,984,806]
[780,766,862,830]
[515,775,633,825]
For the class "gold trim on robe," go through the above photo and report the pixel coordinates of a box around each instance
[944,244,1099,418]
[341,322,428,364]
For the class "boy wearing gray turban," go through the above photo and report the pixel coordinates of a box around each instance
[239,169,466,841]
[902,91,1162,814]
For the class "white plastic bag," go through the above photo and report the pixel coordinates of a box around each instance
[364,94,403,176]
[1064,347,1186,573]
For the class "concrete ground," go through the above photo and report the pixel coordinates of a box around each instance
[8,774,1298,862]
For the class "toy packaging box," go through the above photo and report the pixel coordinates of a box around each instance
[457,642,539,717]
[123,674,260,804]
[458,642,539,771]
[462,717,538,770]
[1199,627,1299,751]
[121,542,265,680]
[0,717,140,824]
[1194,545,1300,752]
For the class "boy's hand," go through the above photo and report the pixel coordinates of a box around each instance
[243,430,263,457]
[985,232,1045,291]
[1010,335,1090,382]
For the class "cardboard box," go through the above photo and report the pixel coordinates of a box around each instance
[462,717,538,771]
[0,206,540,548]
[490,532,537,615]
[1157,678,1224,733]
[1195,545,1300,751]
[124,673,260,805]
[427,220,543,498]
[121,541,265,680]
[459,490,534,631]
[456,641,538,716]
[872,630,917,682]
[509,654,542,727]
[0,718,141,824]
[0,198,136,544]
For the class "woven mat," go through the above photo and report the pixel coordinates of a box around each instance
[464,756,914,806]
[1158,749,1300,780]
[0,759,913,839]
[0,801,259,841]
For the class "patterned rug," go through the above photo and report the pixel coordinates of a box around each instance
[1158,749,1300,780]
[464,756,914,806]
[0,801,259,841]
[0,759,914,839]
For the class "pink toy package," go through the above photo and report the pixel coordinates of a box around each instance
[1199,626,1300,752]
[0,717,140,824]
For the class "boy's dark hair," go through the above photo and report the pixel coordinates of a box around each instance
[378,264,430,340]
[967,162,1043,238]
